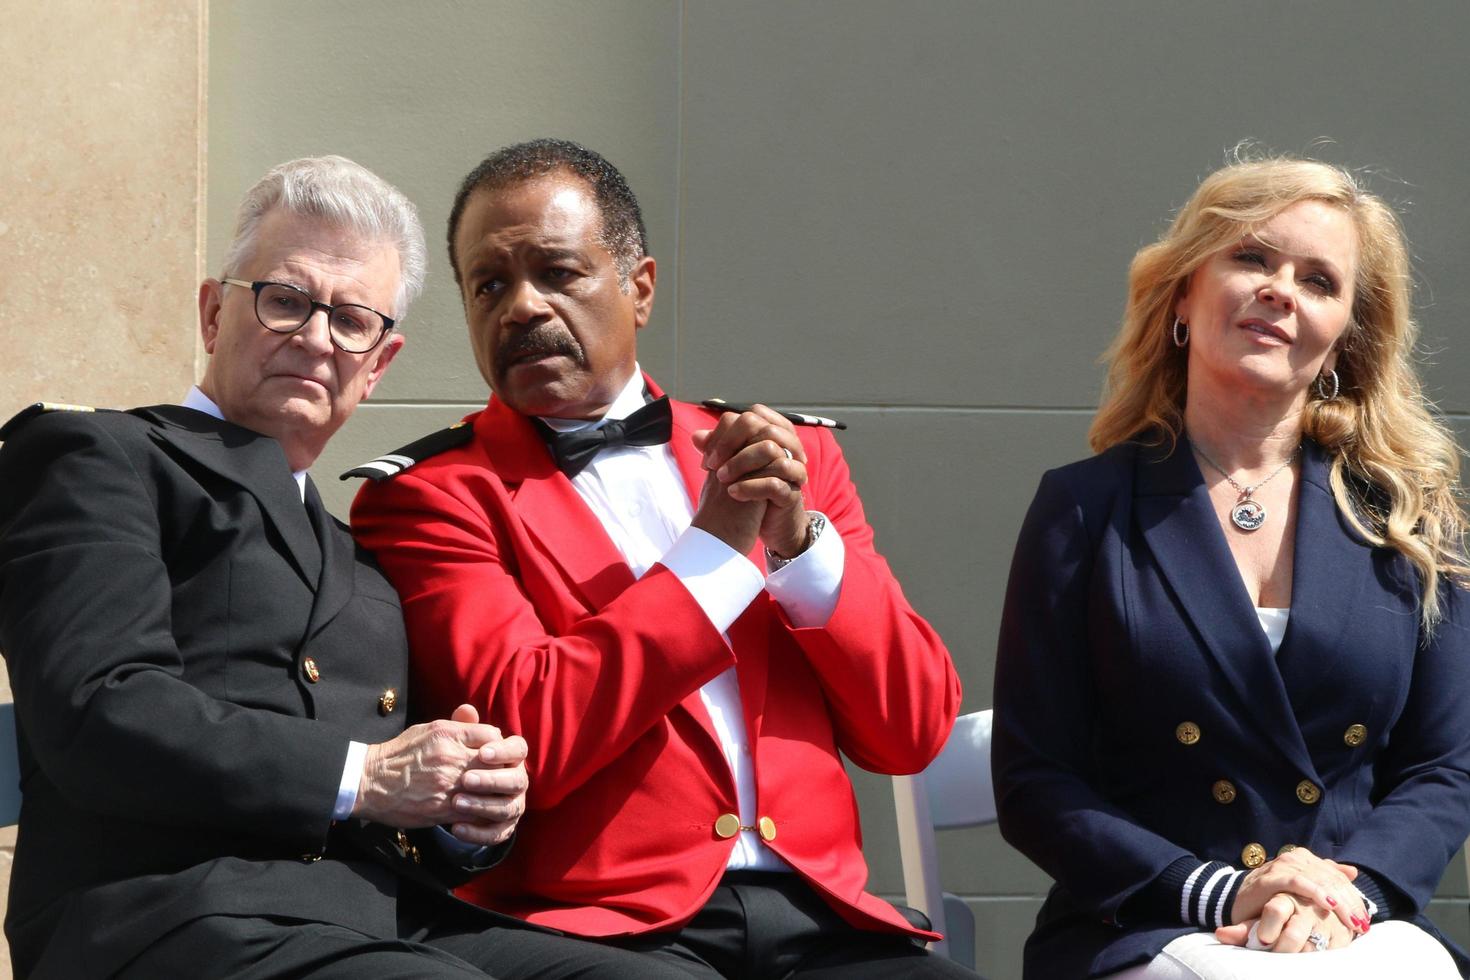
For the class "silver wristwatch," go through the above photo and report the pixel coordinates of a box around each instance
[765,513,827,571]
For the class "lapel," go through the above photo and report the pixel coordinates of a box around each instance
[1274,443,1373,706]
[1134,434,1314,775]
[136,406,322,587]
[478,396,636,612]
[303,476,355,642]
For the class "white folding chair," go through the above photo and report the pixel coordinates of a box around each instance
[0,701,20,826]
[893,708,994,970]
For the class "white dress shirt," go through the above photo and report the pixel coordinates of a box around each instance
[539,367,846,871]
[1256,606,1290,655]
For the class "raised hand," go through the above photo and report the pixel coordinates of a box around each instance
[692,404,809,557]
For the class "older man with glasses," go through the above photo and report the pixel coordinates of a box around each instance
[0,156,664,979]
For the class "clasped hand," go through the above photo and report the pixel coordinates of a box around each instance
[690,404,809,557]
[1216,847,1370,952]
[354,703,528,847]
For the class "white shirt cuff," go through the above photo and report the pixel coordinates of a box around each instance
[333,739,369,820]
[764,512,844,627]
[661,526,765,635]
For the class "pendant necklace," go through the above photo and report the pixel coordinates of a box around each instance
[1191,440,1301,532]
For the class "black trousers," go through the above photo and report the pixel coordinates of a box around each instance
[113,882,690,980]
[596,871,983,979]
[117,874,983,979]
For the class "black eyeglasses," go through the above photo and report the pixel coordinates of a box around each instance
[223,278,395,353]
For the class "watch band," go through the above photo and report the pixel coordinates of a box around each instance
[765,513,827,571]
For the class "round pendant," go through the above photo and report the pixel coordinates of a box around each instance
[1231,499,1266,531]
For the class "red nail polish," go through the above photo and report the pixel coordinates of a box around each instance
[1326,896,1338,907]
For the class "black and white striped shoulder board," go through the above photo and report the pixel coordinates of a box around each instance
[339,420,474,482]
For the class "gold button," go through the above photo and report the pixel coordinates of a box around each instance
[714,813,740,839]
[302,657,321,683]
[1175,722,1201,745]
[1211,780,1237,804]
[1296,780,1321,805]
[379,688,397,715]
[758,816,777,842]
[396,829,422,864]
[1241,842,1267,868]
[1277,843,1299,856]
[1344,724,1367,748]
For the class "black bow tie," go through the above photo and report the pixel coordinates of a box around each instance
[541,396,673,478]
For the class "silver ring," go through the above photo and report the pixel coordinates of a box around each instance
[1307,930,1329,952]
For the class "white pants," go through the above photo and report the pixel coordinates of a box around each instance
[1100,921,1458,979]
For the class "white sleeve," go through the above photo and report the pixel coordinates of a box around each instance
[332,739,369,820]
[659,525,765,634]
[763,512,844,627]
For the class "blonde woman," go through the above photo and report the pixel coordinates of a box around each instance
[992,156,1470,979]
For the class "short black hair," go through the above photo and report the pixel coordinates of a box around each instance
[447,138,648,284]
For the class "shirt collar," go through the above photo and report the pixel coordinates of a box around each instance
[182,385,223,420]
[182,385,308,497]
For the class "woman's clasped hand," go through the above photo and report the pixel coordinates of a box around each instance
[1217,848,1368,952]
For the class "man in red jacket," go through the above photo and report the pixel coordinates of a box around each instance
[350,139,973,978]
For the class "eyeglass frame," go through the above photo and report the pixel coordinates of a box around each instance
[221,278,397,353]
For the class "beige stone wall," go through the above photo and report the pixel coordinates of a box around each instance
[0,1,206,974]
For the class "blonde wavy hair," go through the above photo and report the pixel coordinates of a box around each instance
[1090,155,1469,628]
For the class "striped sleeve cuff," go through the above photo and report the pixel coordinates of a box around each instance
[1170,860,1248,928]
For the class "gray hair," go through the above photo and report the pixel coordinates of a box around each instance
[220,156,427,320]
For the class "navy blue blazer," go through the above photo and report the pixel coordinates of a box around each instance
[992,436,1470,978]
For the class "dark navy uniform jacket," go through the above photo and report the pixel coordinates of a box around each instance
[992,436,1470,978]
[0,405,516,979]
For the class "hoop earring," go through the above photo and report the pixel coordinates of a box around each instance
[1315,368,1340,401]
[1172,317,1189,348]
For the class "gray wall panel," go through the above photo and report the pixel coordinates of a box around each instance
[676,0,1470,410]
[208,0,683,404]
[828,408,1093,708]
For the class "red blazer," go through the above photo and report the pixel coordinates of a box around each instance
[351,377,961,939]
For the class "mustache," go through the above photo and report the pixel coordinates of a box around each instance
[496,327,585,368]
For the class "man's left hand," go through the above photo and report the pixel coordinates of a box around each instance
[694,404,810,558]
[445,703,528,847]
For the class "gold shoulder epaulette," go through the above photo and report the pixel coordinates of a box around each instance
[340,420,475,482]
[0,402,100,441]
